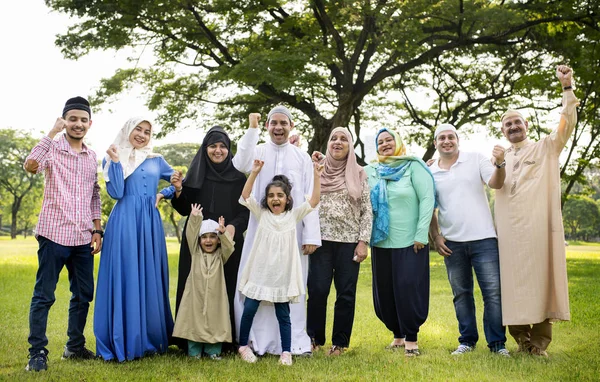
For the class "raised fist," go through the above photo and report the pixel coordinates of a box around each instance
[556,65,573,88]
[106,145,119,162]
[249,113,261,129]
[50,117,67,136]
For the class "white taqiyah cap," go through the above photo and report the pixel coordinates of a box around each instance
[199,219,220,237]
[434,123,457,139]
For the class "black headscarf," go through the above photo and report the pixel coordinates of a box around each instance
[182,126,246,189]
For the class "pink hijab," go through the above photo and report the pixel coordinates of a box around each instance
[320,127,366,204]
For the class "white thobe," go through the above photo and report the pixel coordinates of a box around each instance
[232,128,321,355]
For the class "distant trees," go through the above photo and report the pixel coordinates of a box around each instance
[562,195,600,241]
[0,129,44,238]
[99,143,199,242]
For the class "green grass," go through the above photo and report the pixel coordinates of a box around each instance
[1,238,599,381]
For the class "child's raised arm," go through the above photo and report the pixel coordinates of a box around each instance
[186,203,204,253]
[309,162,324,208]
[241,159,264,200]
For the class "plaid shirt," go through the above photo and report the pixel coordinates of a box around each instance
[26,134,101,246]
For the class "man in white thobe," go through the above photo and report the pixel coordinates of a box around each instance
[495,65,576,357]
[233,106,321,355]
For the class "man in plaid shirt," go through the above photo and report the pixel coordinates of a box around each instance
[23,96,102,372]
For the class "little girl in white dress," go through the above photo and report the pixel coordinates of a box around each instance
[237,159,323,366]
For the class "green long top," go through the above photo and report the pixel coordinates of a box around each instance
[365,162,435,249]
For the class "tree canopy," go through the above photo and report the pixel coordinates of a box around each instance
[47,0,599,163]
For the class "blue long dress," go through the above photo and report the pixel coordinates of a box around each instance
[94,157,175,362]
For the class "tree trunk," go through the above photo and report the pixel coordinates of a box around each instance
[10,195,23,239]
[307,103,356,155]
[422,143,437,161]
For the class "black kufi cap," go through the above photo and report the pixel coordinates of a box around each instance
[62,96,91,118]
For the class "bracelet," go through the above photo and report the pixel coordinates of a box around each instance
[92,229,104,238]
[563,86,572,91]
[495,160,506,169]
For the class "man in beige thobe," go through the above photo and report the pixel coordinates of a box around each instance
[495,65,577,357]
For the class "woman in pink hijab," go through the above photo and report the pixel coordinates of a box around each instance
[306,127,372,356]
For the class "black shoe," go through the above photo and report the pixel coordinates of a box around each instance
[25,351,48,372]
[62,346,96,360]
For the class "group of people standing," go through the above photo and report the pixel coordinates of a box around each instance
[23,65,575,371]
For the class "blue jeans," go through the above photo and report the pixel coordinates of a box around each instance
[239,298,291,352]
[444,238,506,351]
[28,236,95,355]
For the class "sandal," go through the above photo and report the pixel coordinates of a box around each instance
[385,341,405,350]
[311,338,321,353]
[404,348,421,357]
[327,345,345,356]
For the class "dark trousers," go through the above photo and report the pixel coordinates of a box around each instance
[239,298,291,352]
[307,241,360,347]
[28,236,94,355]
[371,245,430,342]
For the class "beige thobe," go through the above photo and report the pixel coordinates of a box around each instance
[172,214,234,343]
[495,90,578,326]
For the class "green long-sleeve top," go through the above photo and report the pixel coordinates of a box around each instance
[365,162,435,248]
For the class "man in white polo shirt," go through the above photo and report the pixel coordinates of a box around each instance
[428,124,508,356]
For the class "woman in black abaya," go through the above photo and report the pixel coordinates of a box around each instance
[170,126,249,353]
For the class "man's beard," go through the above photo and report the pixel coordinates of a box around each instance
[66,130,84,141]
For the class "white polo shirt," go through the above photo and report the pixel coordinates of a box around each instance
[430,151,497,242]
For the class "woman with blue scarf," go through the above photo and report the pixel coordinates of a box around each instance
[365,128,435,357]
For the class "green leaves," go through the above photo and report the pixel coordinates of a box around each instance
[45,0,600,159]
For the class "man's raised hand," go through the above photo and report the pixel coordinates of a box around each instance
[249,113,261,129]
[49,117,67,139]
[556,65,573,88]
[492,145,506,165]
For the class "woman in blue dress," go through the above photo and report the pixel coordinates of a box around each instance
[94,117,175,362]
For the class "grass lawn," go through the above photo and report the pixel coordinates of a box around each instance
[1,236,598,381]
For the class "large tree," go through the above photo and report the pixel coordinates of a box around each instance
[547,24,600,205]
[47,0,598,160]
[0,129,44,239]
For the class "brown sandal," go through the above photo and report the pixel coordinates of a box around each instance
[404,348,421,357]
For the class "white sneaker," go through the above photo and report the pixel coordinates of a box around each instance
[238,346,257,363]
[279,351,293,366]
[494,348,510,357]
[451,344,474,355]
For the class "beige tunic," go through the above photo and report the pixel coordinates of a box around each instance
[172,214,234,343]
[495,90,577,325]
